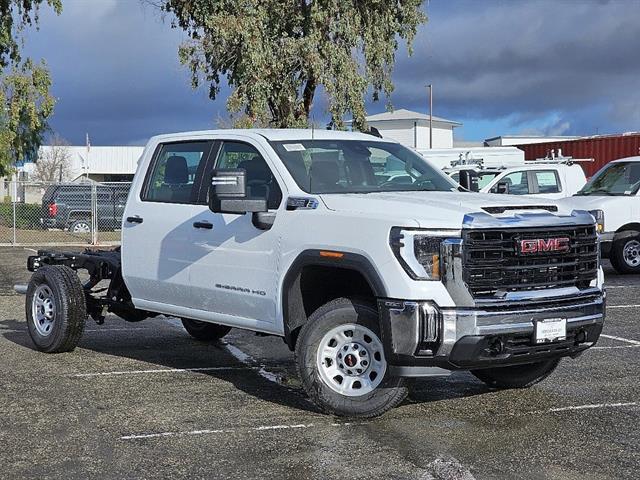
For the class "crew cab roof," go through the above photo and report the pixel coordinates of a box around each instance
[610,156,640,163]
[148,128,389,143]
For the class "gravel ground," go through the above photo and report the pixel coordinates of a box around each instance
[0,246,638,479]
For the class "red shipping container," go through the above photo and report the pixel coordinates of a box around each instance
[517,134,640,177]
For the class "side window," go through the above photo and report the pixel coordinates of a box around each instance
[216,141,282,210]
[143,142,211,204]
[492,171,530,194]
[534,170,561,193]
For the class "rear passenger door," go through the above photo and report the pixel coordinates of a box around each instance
[122,141,215,312]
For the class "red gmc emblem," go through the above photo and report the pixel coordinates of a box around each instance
[518,237,570,254]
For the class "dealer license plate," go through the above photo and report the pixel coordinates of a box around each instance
[534,318,567,344]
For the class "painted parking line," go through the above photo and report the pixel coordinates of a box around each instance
[84,327,150,332]
[600,334,640,345]
[607,304,640,309]
[121,422,350,440]
[122,402,640,441]
[545,402,638,413]
[69,366,253,377]
[592,344,640,350]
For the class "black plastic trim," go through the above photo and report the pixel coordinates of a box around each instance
[281,249,387,348]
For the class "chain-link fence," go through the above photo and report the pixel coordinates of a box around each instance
[0,180,131,246]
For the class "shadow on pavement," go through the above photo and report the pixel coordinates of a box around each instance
[1,316,492,416]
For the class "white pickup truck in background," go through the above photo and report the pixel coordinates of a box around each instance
[448,163,587,199]
[559,156,640,273]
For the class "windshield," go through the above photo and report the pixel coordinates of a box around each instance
[270,139,458,194]
[577,161,640,196]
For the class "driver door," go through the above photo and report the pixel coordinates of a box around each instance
[187,140,285,332]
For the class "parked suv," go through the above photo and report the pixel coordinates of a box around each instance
[41,182,131,232]
[18,129,604,417]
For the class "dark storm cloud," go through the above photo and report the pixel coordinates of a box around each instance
[22,0,225,145]
[19,0,640,143]
[386,0,640,137]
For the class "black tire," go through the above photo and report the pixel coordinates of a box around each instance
[26,265,86,353]
[295,297,408,418]
[181,319,231,341]
[471,358,560,389]
[69,219,92,234]
[609,232,640,274]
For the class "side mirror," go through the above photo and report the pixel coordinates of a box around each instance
[208,169,267,214]
[458,169,479,192]
[495,181,510,194]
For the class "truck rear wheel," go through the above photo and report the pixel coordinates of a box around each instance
[181,319,231,341]
[610,233,640,274]
[295,297,407,418]
[471,358,560,389]
[26,265,86,353]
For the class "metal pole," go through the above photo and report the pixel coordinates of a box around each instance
[428,84,433,149]
[91,183,98,245]
[12,183,16,246]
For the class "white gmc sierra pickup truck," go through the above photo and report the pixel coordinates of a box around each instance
[19,129,605,417]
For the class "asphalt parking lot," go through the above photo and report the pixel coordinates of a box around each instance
[1,247,638,479]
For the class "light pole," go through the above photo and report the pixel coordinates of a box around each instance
[427,84,433,149]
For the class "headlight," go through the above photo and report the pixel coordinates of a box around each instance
[589,210,605,233]
[390,228,460,280]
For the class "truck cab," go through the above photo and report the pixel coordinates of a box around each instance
[448,163,587,199]
[559,156,640,273]
[21,129,605,417]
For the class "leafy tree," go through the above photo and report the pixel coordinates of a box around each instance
[163,0,426,130]
[0,0,61,177]
[0,60,56,176]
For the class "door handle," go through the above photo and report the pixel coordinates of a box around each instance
[193,221,213,230]
[126,216,143,224]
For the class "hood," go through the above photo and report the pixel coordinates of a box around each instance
[557,194,628,211]
[319,191,580,229]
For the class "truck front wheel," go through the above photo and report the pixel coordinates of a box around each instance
[471,358,560,389]
[181,319,231,341]
[26,265,86,353]
[295,297,408,417]
[610,233,640,274]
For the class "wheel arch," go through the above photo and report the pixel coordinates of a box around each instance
[281,250,387,350]
[615,223,640,237]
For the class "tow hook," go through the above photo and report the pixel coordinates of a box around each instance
[488,337,505,355]
[575,329,588,344]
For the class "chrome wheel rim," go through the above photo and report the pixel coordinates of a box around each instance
[316,323,386,397]
[72,222,90,233]
[32,285,55,336]
[623,240,640,267]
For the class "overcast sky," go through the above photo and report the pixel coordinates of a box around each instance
[21,0,640,146]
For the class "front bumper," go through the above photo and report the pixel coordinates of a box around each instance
[599,232,615,257]
[378,289,605,375]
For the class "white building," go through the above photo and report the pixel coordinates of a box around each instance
[23,145,144,182]
[347,108,462,149]
[484,135,580,147]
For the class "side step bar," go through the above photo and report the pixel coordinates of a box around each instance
[14,284,28,295]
